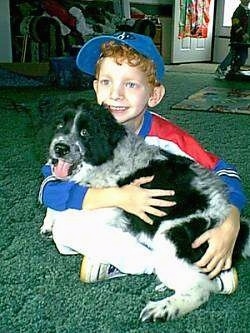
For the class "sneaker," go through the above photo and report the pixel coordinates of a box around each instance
[215,67,226,79]
[80,256,126,283]
[215,267,238,294]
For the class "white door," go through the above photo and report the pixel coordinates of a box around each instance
[171,0,215,63]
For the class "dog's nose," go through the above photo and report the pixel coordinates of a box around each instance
[54,143,70,157]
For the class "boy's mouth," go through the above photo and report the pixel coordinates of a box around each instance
[104,104,129,114]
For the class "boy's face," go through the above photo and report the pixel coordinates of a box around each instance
[93,57,155,132]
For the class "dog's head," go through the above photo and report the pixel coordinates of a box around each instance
[49,99,126,179]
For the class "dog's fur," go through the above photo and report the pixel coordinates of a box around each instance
[41,99,250,321]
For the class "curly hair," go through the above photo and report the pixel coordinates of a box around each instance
[95,41,160,88]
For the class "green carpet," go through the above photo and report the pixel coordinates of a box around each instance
[1,70,249,333]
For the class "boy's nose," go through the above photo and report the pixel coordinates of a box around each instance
[110,84,123,100]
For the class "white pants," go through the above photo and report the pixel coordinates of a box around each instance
[49,208,154,275]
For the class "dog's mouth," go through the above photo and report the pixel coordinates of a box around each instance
[52,158,74,179]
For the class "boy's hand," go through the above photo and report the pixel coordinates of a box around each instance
[118,175,176,225]
[192,206,240,279]
[83,176,175,225]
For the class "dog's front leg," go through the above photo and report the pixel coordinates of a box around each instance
[40,208,56,237]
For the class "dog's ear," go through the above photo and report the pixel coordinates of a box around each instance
[98,104,127,145]
[78,104,127,165]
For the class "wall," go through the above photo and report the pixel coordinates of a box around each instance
[0,0,12,62]
[130,1,173,63]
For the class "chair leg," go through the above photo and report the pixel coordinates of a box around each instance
[21,34,29,62]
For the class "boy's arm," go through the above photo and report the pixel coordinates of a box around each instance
[193,205,240,279]
[83,176,176,225]
[39,164,88,211]
[40,165,175,222]
[213,159,246,212]
[192,159,246,278]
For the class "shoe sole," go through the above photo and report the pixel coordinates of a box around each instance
[230,267,239,294]
[219,267,238,295]
[80,256,95,283]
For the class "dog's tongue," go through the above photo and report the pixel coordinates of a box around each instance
[53,160,72,179]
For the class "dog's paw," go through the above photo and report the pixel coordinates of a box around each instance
[40,224,53,238]
[140,298,179,322]
[40,215,54,238]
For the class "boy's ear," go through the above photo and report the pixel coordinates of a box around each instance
[148,84,165,107]
[93,79,98,93]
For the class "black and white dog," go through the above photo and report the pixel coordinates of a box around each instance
[41,99,250,321]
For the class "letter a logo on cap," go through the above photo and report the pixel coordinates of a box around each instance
[115,32,136,41]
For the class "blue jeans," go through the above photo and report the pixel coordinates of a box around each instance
[220,45,248,72]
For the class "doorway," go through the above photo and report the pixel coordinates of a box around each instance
[171,0,215,63]
[213,0,250,65]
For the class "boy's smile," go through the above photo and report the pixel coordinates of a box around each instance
[93,57,153,132]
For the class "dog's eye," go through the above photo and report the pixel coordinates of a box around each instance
[80,129,88,137]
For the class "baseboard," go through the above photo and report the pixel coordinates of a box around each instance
[0,62,49,77]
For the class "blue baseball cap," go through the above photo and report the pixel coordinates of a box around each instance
[76,31,165,82]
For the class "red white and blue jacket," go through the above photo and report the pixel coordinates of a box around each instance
[39,111,246,212]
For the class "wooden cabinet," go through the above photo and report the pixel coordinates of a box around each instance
[153,23,162,54]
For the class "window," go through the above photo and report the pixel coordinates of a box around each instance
[223,0,240,26]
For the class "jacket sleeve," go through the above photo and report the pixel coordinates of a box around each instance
[39,164,88,211]
[145,113,247,213]
[213,159,247,212]
[231,6,247,42]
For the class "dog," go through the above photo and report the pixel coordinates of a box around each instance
[41,99,250,321]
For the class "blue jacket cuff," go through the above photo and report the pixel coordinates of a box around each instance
[67,185,88,210]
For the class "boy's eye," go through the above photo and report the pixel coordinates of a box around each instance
[125,81,138,89]
[99,79,110,86]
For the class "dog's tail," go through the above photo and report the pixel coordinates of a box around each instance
[233,217,250,261]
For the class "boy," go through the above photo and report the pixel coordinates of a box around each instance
[215,0,249,79]
[40,32,246,293]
